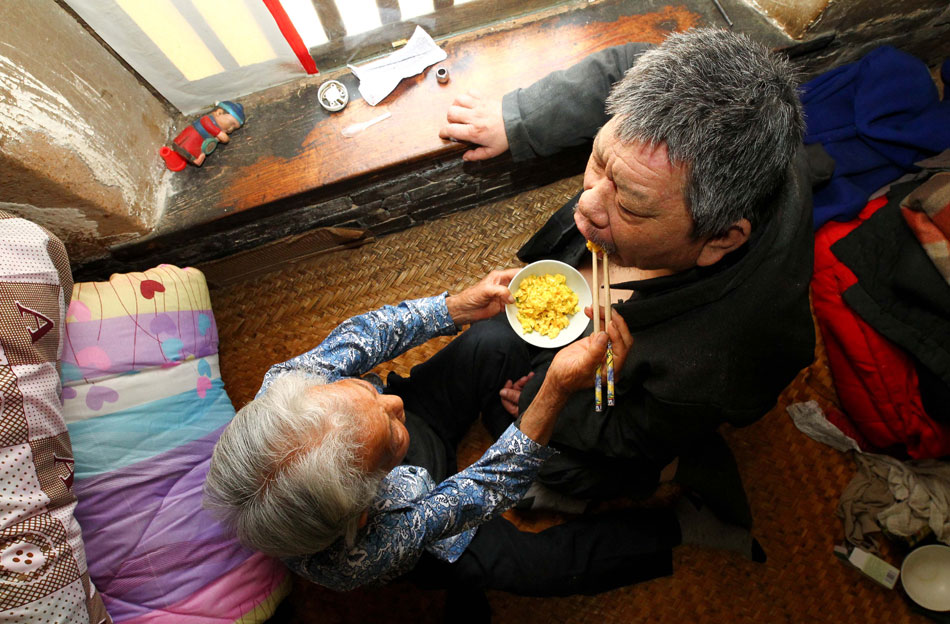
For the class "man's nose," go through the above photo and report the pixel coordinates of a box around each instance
[577,183,610,228]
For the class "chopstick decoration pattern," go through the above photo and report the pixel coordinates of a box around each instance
[604,252,615,406]
[587,241,615,411]
[591,248,602,411]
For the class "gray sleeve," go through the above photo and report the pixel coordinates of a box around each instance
[502,43,652,161]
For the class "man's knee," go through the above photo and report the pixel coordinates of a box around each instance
[464,315,519,348]
[455,315,528,367]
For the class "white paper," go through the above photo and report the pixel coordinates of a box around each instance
[348,26,447,106]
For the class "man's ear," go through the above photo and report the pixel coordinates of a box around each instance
[357,509,370,529]
[696,218,751,267]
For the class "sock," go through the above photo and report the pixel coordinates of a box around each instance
[675,495,766,563]
[515,482,589,514]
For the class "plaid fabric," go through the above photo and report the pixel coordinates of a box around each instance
[901,171,950,284]
[0,210,111,623]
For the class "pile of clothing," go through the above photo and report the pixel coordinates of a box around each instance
[805,46,950,460]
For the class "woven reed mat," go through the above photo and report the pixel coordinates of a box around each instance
[211,175,928,624]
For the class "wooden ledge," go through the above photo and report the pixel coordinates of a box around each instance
[159,2,704,225]
[161,2,717,224]
[86,0,800,280]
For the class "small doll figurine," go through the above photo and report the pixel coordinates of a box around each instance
[159,100,246,171]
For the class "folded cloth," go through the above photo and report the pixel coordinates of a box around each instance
[900,170,950,284]
[838,452,950,550]
[786,400,862,453]
[829,181,950,443]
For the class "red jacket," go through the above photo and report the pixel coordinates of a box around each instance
[812,197,950,458]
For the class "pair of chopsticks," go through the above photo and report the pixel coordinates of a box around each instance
[590,245,615,412]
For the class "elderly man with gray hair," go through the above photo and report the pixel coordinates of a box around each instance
[439,28,814,528]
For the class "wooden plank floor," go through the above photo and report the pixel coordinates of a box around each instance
[210,176,929,624]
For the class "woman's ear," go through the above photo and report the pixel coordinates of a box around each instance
[696,218,752,267]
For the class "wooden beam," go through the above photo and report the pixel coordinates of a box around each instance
[312,0,346,40]
[309,0,578,73]
[434,0,454,9]
[376,0,401,25]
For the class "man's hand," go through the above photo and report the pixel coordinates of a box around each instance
[585,305,634,386]
[438,91,508,161]
[499,372,534,416]
[446,268,519,326]
[546,332,610,396]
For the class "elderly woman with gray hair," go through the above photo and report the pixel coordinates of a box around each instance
[204,268,638,594]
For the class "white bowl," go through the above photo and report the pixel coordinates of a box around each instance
[901,544,950,611]
[505,260,592,349]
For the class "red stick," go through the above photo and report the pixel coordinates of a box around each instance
[263,0,319,75]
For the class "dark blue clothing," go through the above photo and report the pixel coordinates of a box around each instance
[803,46,950,229]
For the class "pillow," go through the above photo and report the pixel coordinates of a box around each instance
[0,211,110,623]
[61,264,288,623]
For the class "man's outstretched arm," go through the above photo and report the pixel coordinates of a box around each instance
[439,43,651,161]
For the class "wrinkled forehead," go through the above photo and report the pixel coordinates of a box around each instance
[596,118,682,174]
[595,118,689,205]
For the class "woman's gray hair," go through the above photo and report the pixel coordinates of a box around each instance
[203,372,386,557]
[605,28,805,238]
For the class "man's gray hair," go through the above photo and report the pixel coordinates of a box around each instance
[203,372,385,557]
[605,28,804,237]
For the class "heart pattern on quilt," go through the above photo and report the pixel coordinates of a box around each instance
[76,346,111,372]
[66,300,91,323]
[86,385,118,411]
[149,314,176,336]
[198,313,211,336]
[161,338,184,361]
[196,376,213,399]
[198,359,212,377]
[140,280,166,299]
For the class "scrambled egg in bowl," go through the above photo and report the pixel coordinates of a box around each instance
[506,259,592,348]
[514,273,579,338]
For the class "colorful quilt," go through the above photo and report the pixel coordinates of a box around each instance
[61,264,289,623]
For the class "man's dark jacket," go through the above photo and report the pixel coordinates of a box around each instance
[505,44,816,497]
